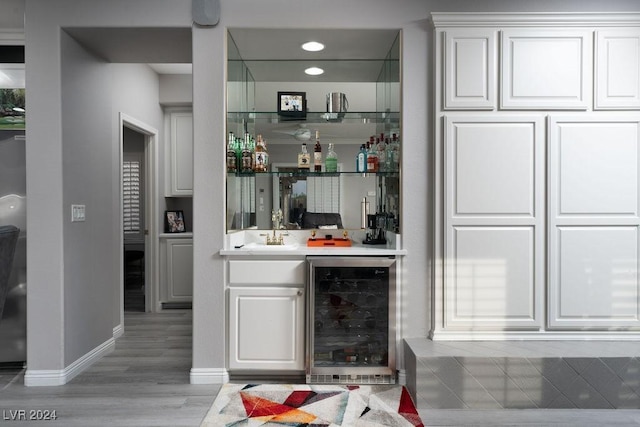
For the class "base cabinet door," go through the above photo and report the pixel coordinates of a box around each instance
[228,286,305,371]
[161,238,193,304]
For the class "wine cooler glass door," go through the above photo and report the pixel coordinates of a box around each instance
[307,256,396,384]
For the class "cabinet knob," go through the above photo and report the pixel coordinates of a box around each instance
[297,290,303,296]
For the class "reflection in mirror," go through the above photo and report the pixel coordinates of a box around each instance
[272,165,343,230]
[276,167,307,228]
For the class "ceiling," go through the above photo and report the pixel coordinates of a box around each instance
[63,27,399,82]
[64,27,192,64]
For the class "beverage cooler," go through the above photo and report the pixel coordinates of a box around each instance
[306,256,396,384]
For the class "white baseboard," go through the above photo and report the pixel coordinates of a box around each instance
[24,338,115,387]
[113,323,124,339]
[397,369,407,385]
[190,368,230,385]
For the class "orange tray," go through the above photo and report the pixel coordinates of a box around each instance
[307,238,352,247]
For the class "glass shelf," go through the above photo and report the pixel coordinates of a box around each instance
[227,111,400,125]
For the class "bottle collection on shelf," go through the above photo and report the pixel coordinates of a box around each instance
[356,133,400,173]
[226,130,400,174]
[226,131,270,173]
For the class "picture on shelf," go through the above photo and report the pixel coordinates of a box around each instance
[164,210,186,233]
[277,91,306,120]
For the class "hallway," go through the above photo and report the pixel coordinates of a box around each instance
[0,310,219,426]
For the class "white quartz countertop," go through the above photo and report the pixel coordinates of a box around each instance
[219,243,406,257]
[219,230,406,257]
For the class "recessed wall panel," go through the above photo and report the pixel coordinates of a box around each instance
[444,30,496,110]
[501,30,591,110]
[447,227,537,327]
[550,118,640,217]
[550,227,640,327]
[596,30,640,109]
[446,116,542,217]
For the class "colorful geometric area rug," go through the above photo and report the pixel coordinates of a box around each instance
[200,383,424,427]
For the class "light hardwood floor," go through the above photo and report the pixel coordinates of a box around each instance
[0,310,220,427]
[3,310,640,426]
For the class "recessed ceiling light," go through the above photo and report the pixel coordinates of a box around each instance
[305,67,324,76]
[302,41,325,52]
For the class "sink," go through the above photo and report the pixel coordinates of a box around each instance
[239,242,299,250]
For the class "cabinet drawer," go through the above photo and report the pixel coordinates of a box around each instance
[228,260,305,285]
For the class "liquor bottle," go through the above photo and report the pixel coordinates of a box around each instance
[253,134,269,172]
[366,139,379,172]
[325,143,338,173]
[356,143,367,173]
[376,136,387,171]
[313,131,322,172]
[226,131,237,172]
[297,143,310,172]
[240,132,253,173]
[390,133,400,172]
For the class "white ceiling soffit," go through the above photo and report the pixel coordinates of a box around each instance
[63,27,192,63]
[148,64,193,75]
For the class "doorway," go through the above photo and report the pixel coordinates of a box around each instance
[120,113,158,321]
[123,126,146,312]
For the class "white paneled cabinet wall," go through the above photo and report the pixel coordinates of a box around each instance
[548,115,640,329]
[432,13,640,339]
[444,115,545,331]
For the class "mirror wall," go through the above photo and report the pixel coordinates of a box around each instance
[226,29,400,232]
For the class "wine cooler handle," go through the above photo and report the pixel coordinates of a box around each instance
[297,290,303,296]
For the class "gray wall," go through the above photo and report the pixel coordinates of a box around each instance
[24,0,186,374]
[60,30,115,364]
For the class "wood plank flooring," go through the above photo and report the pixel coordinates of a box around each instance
[0,310,220,427]
[3,310,640,426]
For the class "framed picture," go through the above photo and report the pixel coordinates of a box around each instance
[277,91,306,120]
[164,210,186,233]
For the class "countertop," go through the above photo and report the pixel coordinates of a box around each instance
[219,243,406,256]
[220,230,406,256]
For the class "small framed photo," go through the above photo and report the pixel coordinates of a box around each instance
[277,91,306,120]
[164,210,186,233]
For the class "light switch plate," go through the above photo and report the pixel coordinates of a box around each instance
[71,204,86,222]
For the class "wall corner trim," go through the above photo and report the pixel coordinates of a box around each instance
[190,368,230,384]
[24,338,115,386]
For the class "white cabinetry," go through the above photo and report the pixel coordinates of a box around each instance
[165,110,193,196]
[596,30,640,109]
[500,29,592,110]
[160,236,193,305]
[548,115,640,329]
[227,259,305,371]
[444,29,497,110]
[433,13,640,338]
[444,115,545,330]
